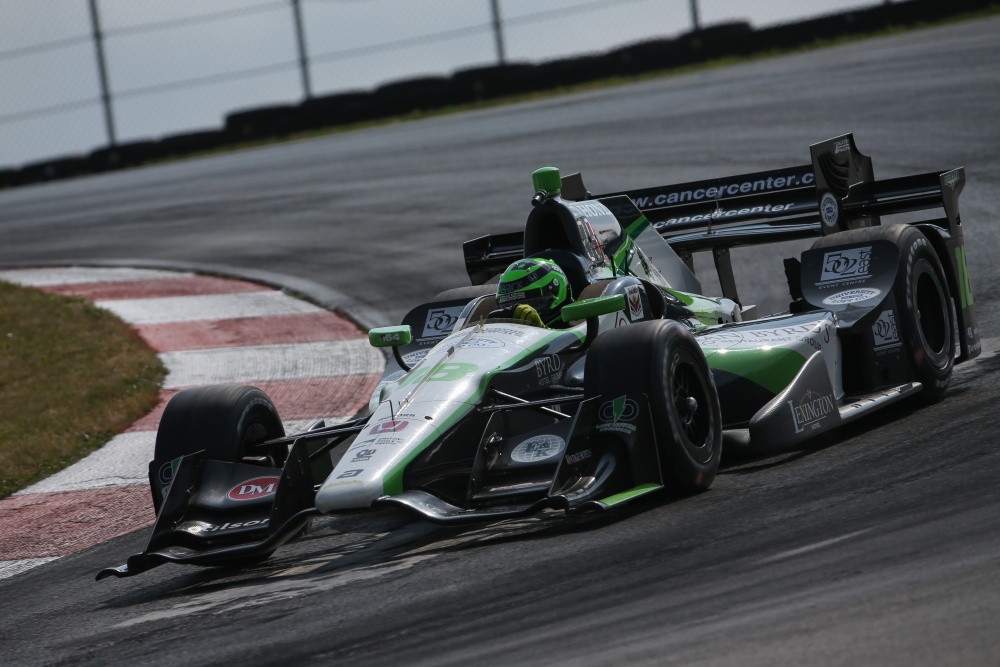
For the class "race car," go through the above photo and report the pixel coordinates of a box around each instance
[98,133,978,579]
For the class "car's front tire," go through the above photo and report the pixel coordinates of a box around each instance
[584,320,722,493]
[154,384,287,465]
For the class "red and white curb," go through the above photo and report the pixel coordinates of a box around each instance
[0,267,384,580]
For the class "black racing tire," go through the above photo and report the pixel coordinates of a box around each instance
[432,283,498,301]
[584,320,722,493]
[811,225,954,403]
[154,384,287,466]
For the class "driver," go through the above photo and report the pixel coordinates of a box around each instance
[494,257,572,328]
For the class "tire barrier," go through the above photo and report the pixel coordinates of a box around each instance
[5,0,993,189]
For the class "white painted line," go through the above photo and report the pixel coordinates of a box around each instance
[0,557,60,581]
[756,529,869,565]
[96,290,323,324]
[0,267,189,286]
[161,340,384,387]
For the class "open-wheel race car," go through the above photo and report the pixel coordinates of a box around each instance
[99,133,979,579]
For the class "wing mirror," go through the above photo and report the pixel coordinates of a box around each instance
[560,294,626,351]
[368,325,414,371]
[560,294,626,322]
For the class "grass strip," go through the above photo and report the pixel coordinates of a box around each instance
[0,281,165,499]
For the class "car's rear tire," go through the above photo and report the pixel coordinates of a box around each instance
[154,384,287,466]
[584,320,722,493]
[811,225,954,402]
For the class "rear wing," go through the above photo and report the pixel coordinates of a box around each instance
[591,133,963,253]
[587,133,975,361]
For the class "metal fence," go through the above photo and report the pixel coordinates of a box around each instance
[0,0,887,168]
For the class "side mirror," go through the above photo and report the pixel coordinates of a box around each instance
[560,294,626,352]
[369,325,415,371]
[368,325,412,348]
[560,294,626,323]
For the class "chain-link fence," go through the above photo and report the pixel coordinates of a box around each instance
[0,0,896,168]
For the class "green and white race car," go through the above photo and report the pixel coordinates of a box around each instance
[99,133,978,579]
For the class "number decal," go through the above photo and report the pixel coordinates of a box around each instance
[398,362,478,387]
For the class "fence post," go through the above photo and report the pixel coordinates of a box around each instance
[87,0,116,146]
[689,0,701,32]
[291,0,312,99]
[490,0,506,65]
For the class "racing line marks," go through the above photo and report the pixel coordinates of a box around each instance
[113,553,438,628]
[755,529,870,565]
[0,267,382,580]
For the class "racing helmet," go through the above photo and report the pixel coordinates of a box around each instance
[496,257,572,325]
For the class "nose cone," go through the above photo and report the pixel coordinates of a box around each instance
[314,405,453,513]
[314,474,382,512]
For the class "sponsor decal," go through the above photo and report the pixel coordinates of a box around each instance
[370,420,409,435]
[497,290,524,305]
[576,218,605,265]
[943,172,961,189]
[614,311,630,328]
[635,171,815,213]
[197,519,268,533]
[402,349,429,366]
[788,389,836,434]
[565,449,592,466]
[872,310,901,352]
[568,201,613,220]
[484,326,526,338]
[460,337,505,349]
[510,434,566,463]
[598,395,639,434]
[352,449,377,463]
[822,287,882,306]
[834,139,851,154]
[349,437,377,450]
[533,354,563,386]
[227,476,280,502]
[157,460,177,487]
[820,246,871,284]
[374,436,405,446]
[697,320,832,351]
[820,192,839,228]
[626,285,644,321]
[423,306,464,338]
[653,203,798,229]
[336,469,363,479]
[954,246,974,309]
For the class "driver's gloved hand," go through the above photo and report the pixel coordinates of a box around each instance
[512,304,546,328]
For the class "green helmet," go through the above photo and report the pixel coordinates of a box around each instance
[496,258,572,324]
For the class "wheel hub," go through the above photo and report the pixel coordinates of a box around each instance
[679,396,698,425]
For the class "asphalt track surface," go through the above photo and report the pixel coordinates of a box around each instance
[1,16,999,666]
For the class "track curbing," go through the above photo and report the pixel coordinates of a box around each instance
[0,266,385,580]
